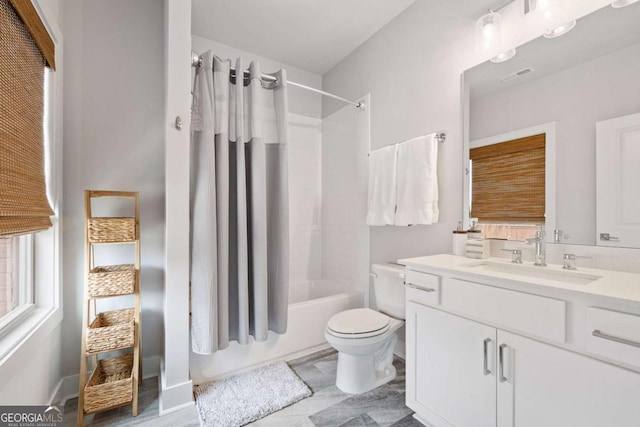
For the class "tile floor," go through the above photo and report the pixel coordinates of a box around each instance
[65,348,422,426]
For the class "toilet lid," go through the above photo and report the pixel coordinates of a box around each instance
[327,308,390,335]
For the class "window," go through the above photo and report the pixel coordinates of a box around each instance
[0,0,56,337]
[470,133,545,239]
[0,235,33,331]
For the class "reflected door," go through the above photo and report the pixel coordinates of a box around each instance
[596,112,640,248]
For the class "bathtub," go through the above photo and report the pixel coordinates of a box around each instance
[190,280,363,384]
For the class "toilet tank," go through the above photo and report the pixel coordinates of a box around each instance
[371,263,406,319]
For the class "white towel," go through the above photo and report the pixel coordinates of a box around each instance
[366,144,398,226]
[395,134,439,226]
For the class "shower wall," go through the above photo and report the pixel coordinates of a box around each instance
[321,95,371,292]
[288,114,322,283]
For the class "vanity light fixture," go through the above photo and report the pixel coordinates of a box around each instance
[490,48,517,63]
[529,0,565,24]
[543,20,576,38]
[611,0,639,7]
[526,0,575,39]
[476,10,503,52]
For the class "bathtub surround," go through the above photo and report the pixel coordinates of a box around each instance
[321,97,370,290]
[190,285,362,384]
[190,53,290,354]
[194,362,311,426]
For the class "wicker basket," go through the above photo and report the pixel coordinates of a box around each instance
[86,309,135,354]
[88,217,136,243]
[84,353,134,414]
[88,264,136,297]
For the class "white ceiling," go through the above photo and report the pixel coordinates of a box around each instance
[191,0,416,74]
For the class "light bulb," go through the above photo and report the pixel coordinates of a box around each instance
[533,0,566,26]
[476,11,503,53]
[543,20,576,38]
[490,48,517,63]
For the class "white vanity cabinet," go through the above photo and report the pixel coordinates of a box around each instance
[406,302,496,427]
[403,255,640,427]
[497,330,640,427]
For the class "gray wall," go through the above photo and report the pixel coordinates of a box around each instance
[470,42,640,245]
[321,0,609,265]
[322,0,476,264]
[62,0,165,378]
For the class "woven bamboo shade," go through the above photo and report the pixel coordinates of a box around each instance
[0,0,54,236]
[470,134,545,223]
[8,0,55,69]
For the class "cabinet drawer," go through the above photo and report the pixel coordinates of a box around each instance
[405,270,440,306]
[586,307,640,369]
[444,278,566,343]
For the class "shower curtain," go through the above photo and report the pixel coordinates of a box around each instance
[190,51,289,354]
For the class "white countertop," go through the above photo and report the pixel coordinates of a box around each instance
[399,254,640,305]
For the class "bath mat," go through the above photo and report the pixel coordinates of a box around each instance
[194,361,312,427]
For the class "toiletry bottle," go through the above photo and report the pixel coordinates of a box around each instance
[452,222,468,256]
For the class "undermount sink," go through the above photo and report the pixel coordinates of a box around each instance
[460,261,602,285]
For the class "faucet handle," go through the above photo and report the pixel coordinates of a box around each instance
[553,229,562,243]
[501,248,523,264]
[562,254,577,270]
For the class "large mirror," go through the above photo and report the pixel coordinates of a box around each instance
[463,3,640,248]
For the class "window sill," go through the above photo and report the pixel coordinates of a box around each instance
[0,304,62,368]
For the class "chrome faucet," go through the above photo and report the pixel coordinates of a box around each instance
[526,230,546,266]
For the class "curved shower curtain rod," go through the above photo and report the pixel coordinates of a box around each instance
[191,52,366,110]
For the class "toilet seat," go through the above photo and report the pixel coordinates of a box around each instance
[326,308,391,339]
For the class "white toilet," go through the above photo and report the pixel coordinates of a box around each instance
[325,263,405,394]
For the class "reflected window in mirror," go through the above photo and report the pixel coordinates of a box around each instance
[470,134,545,240]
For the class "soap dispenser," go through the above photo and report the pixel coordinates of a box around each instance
[467,218,483,240]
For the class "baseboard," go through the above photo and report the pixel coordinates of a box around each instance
[413,412,431,426]
[158,357,194,416]
[50,355,161,407]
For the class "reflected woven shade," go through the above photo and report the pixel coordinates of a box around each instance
[0,0,54,236]
[470,134,545,223]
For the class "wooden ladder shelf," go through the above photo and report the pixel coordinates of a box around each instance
[77,190,142,426]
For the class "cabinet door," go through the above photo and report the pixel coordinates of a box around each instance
[406,302,497,427]
[497,330,640,427]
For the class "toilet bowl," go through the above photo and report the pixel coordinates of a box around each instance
[324,264,406,394]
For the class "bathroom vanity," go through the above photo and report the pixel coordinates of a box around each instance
[401,254,640,427]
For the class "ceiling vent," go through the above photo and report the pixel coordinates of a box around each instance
[500,67,535,82]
